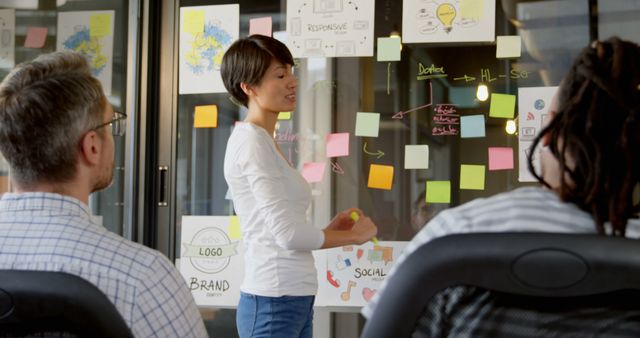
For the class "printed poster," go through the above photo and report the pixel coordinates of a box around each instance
[402,0,495,43]
[286,0,375,58]
[314,241,407,307]
[180,216,244,307]
[179,5,239,94]
[57,11,115,95]
[0,9,15,69]
[518,86,558,182]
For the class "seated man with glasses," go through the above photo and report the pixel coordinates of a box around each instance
[0,51,208,337]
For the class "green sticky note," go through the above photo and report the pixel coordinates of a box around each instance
[183,10,205,34]
[460,0,485,20]
[489,93,516,119]
[89,14,112,38]
[278,112,291,120]
[426,181,451,203]
[460,165,486,190]
[355,112,380,137]
[377,37,401,62]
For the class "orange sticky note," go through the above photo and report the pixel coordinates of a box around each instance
[194,105,218,128]
[368,164,394,190]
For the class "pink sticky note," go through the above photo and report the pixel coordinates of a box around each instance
[326,133,349,158]
[488,147,514,171]
[249,17,272,37]
[24,27,48,48]
[302,162,326,183]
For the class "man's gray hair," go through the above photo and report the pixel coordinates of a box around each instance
[0,51,106,187]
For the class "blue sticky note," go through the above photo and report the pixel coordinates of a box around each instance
[377,37,401,62]
[460,115,486,138]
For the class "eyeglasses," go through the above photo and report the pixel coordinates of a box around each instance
[90,111,127,136]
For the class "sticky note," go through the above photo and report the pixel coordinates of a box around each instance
[426,181,451,203]
[355,112,380,137]
[229,216,242,240]
[249,17,272,37]
[302,162,326,183]
[489,93,516,119]
[496,36,522,58]
[460,165,486,190]
[377,37,401,62]
[460,115,486,138]
[326,133,349,158]
[183,10,205,34]
[368,164,394,190]
[89,13,112,38]
[488,147,514,171]
[24,27,48,48]
[404,145,429,169]
[460,0,485,20]
[278,112,291,120]
[194,105,218,128]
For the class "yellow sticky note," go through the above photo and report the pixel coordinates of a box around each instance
[460,0,485,20]
[89,14,112,38]
[460,164,486,190]
[368,164,394,190]
[496,35,522,58]
[183,10,205,34]
[229,216,242,240]
[489,93,516,119]
[426,181,451,203]
[278,112,291,120]
[194,105,218,128]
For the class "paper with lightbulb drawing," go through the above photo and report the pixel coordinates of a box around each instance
[285,0,375,58]
[402,0,495,43]
[518,86,558,182]
[313,241,408,307]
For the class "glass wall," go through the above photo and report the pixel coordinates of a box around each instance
[169,0,640,337]
[0,0,137,236]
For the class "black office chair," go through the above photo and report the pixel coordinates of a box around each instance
[362,232,640,338]
[0,270,134,338]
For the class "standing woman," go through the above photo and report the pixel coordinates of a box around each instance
[221,35,378,338]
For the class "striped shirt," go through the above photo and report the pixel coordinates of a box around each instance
[362,187,640,322]
[0,192,208,338]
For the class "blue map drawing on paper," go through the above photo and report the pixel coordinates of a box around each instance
[62,27,107,76]
[184,23,233,74]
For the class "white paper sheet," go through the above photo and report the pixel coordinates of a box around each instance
[286,0,375,58]
[518,86,558,182]
[402,0,495,43]
[0,9,15,69]
[180,216,244,307]
[57,11,115,96]
[178,5,239,94]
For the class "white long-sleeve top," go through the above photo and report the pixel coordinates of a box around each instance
[224,122,325,297]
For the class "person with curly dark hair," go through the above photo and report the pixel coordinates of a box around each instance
[363,37,640,335]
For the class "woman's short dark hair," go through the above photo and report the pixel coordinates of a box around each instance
[221,35,294,107]
[528,37,640,236]
[0,51,105,187]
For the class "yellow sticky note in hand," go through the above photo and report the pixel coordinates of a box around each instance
[350,211,378,244]
[194,105,218,128]
[89,14,112,38]
[229,216,242,240]
[278,112,291,120]
[183,10,205,34]
[368,164,394,190]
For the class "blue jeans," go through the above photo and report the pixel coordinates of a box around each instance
[236,292,315,338]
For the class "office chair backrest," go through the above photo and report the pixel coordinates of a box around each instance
[0,270,134,338]
[361,232,640,338]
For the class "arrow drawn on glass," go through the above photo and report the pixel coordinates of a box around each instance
[363,142,385,159]
[392,82,433,119]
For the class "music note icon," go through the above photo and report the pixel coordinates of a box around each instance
[340,280,357,301]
